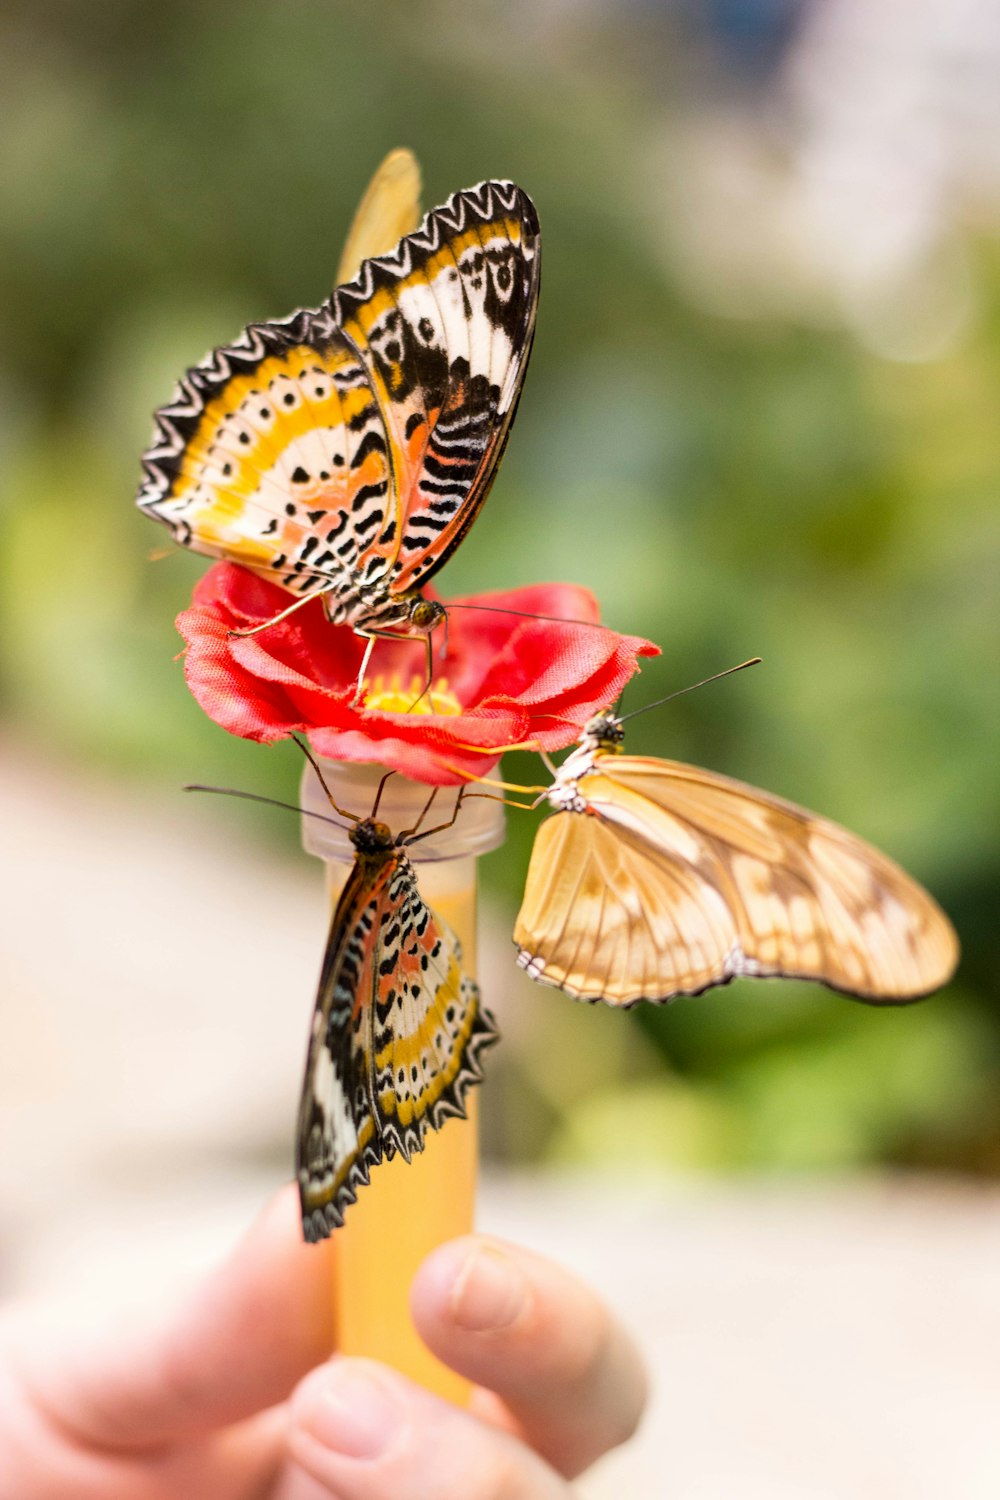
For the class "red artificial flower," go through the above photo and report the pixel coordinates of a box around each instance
[176,563,659,785]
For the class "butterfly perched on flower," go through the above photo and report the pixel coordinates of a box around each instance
[296,787,497,1240]
[513,705,959,1006]
[137,175,541,688]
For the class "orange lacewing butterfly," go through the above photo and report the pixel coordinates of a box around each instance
[186,764,497,1240]
[511,680,959,1007]
[298,803,497,1241]
[137,178,541,686]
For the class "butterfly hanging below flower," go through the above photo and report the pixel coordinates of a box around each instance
[295,781,498,1240]
[136,179,541,695]
[511,704,959,1006]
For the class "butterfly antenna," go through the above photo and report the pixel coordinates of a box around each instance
[183,784,350,830]
[446,602,605,630]
[618,657,762,723]
[292,734,359,822]
[370,768,397,820]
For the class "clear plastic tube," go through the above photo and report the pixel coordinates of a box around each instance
[300,760,505,1403]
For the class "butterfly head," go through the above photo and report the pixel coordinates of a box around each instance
[408,597,446,632]
[349,818,396,856]
[582,709,625,753]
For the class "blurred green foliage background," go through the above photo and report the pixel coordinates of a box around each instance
[1,1,996,1177]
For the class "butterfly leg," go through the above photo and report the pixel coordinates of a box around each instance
[403,632,436,713]
[464,790,540,812]
[398,786,439,840]
[538,749,558,777]
[292,734,360,822]
[228,586,333,639]
[401,627,440,708]
[352,627,416,705]
[407,787,469,844]
[353,633,378,705]
[440,764,548,795]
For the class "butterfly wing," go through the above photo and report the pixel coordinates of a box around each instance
[336,148,423,286]
[515,757,959,1006]
[515,803,738,1004]
[296,849,498,1241]
[137,310,395,613]
[138,180,539,621]
[332,179,541,596]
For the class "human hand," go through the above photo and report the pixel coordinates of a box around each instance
[0,1187,647,1498]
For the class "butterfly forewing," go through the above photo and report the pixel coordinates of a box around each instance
[296,857,381,1236]
[138,180,540,625]
[516,752,959,1007]
[331,179,540,594]
[297,847,497,1241]
[601,757,959,1000]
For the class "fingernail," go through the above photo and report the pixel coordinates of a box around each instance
[450,1244,527,1332]
[304,1363,401,1459]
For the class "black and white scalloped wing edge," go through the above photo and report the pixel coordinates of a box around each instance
[332,178,540,419]
[300,987,500,1244]
[136,303,339,522]
[136,180,539,525]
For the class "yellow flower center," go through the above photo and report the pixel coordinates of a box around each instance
[361,673,464,716]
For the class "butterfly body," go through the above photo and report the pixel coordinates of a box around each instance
[138,180,540,648]
[515,711,959,1007]
[297,815,497,1241]
[542,709,625,813]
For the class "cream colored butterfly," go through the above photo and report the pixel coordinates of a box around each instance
[513,686,959,1006]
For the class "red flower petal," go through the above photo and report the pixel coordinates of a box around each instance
[176,563,660,785]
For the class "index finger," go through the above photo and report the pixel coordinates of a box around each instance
[410,1236,648,1478]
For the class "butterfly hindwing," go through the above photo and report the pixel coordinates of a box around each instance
[297,847,497,1241]
[137,315,393,608]
[137,180,540,624]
